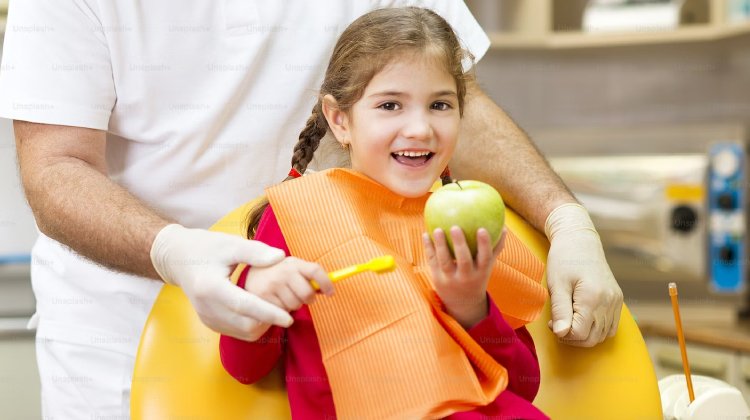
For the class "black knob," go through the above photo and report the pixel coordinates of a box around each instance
[718,246,735,264]
[717,193,735,210]
[671,205,698,233]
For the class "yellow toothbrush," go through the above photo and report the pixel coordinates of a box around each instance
[311,255,396,291]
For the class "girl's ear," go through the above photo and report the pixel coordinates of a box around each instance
[321,94,351,147]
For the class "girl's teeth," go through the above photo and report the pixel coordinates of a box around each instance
[395,151,430,157]
[392,151,432,167]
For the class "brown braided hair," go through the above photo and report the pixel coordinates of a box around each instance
[246,7,473,238]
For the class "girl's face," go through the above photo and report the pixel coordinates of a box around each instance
[325,54,461,198]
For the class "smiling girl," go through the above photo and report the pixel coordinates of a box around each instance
[220,7,548,419]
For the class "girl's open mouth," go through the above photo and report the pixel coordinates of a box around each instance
[391,151,434,167]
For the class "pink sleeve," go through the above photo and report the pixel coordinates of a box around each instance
[448,295,549,419]
[467,296,541,402]
[218,206,289,384]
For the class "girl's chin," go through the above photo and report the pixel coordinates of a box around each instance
[389,179,436,198]
[396,190,428,198]
[356,166,438,197]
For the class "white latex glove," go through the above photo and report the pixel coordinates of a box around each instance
[150,224,293,339]
[544,203,623,347]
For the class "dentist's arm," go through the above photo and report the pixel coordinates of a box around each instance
[451,80,570,232]
[14,120,294,337]
[451,80,623,347]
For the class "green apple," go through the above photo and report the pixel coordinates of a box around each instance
[424,180,505,258]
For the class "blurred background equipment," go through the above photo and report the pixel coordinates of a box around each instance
[465,0,750,48]
[583,0,709,33]
[728,0,750,23]
[533,123,749,324]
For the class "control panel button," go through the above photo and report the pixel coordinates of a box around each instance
[717,193,735,210]
[712,149,740,178]
[671,205,697,233]
[718,246,735,264]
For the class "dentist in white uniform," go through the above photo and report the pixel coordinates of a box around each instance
[0,0,622,417]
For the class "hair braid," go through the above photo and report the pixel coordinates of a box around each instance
[245,103,329,238]
[288,104,328,179]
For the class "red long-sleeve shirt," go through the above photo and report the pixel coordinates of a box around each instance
[219,206,548,419]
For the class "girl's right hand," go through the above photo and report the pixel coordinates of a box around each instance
[243,257,334,331]
[424,227,506,329]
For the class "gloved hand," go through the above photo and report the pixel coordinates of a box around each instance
[150,224,293,339]
[545,203,623,347]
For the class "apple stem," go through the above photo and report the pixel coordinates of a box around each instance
[456,181,463,190]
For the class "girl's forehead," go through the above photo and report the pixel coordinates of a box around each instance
[377,49,452,74]
[364,56,456,93]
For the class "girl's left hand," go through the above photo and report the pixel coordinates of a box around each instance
[423,226,507,329]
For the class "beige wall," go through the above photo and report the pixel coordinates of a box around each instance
[475,34,750,136]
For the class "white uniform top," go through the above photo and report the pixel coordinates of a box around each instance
[0,0,488,414]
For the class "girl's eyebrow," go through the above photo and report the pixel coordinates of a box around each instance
[368,90,457,98]
[434,90,458,97]
[369,91,407,98]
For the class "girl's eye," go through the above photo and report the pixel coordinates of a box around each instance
[431,101,452,111]
[378,102,400,111]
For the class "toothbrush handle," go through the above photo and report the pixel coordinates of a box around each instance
[329,265,361,282]
[310,265,362,291]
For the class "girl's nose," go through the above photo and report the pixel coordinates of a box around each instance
[401,111,433,140]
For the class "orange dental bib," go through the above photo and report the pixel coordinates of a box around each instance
[266,169,547,419]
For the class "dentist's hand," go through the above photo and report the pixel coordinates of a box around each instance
[545,204,623,347]
[150,224,293,339]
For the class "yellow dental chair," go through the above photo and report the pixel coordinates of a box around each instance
[131,201,663,419]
